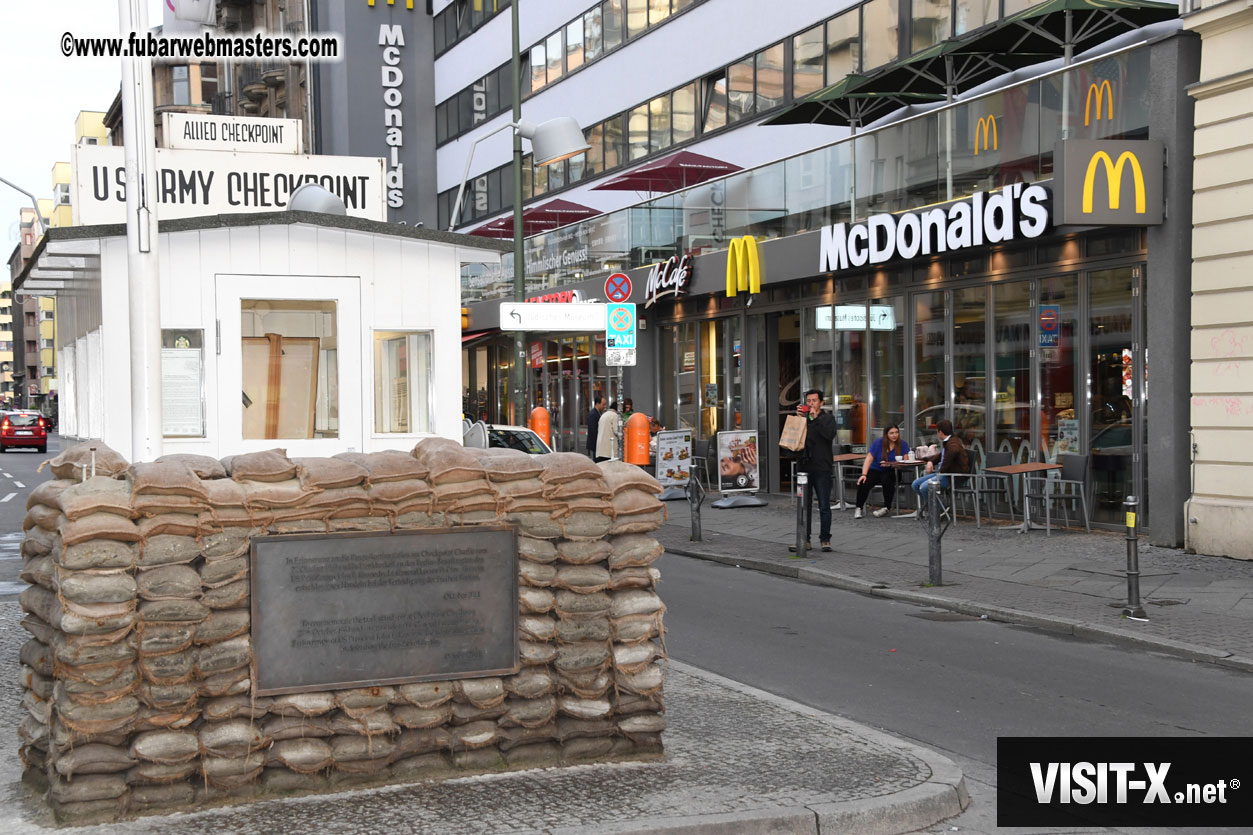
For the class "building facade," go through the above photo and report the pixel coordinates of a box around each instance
[1182,0,1253,559]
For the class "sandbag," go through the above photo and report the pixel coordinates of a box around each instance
[609,566,658,590]
[156,453,227,480]
[613,641,662,673]
[448,720,498,750]
[25,502,61,532]
[202,478,248,508]
[194,609,250,645]
[554,565,611,594]
[131,729,200,764]
[268,692,335,717]
[555,617,610,644]
[294,456,369,490]
[202,528,257,559]
[370,480,435,504]
[57,571,135,605]
[197,667,250,698]
[59,539,135,571]
[519,561,556,587]
[138,598,210,624]
[336,686,396,712]
[609,508,666,534]
[223,448,297,482]
[554,642,610,673]
[195,636,252,676]
[135,623,195,657]
[505,668,553,699]
[519,615,557,642]
[608,534,664,568]
[519,587,555,614]
[518,535,558,563]
[501,695,557,729]
[57,695,139,735]
[137,651,193,685]
[540,452,603,485]
[470,448,546,482]
[328,711,398,737]
[335,450,429,483]
[611,590,665,618]
[127,760,198,785]
[556,539,613,565]
[28,479,75,512]
[57,477,135,521]
[411,438,484,484]
[49,442,129,481]
[20,554,55,592]
[204,695,269,722]
[22,525,58,558]
[200,719,270,757]
[450,700,508,723]
[610,489,664,517]
[393,704,453,729]
[200,556,248,588]
[555,669,612,700]
[48,773,129,804]
[131,494,208,518]
[263,715,333,740]
[543,477,612,501]
[269,738,333,774]
[137,565,200,600]
[558,510,614,540]
[128,462,210,500]
[202,580,248,610]
[557,696,612,720]
[330,734,396,762]
[59,513,140,546]
[598,460,663,496]
[397,682,453,709]
[241,479,314,509]
[554,590,611,620]
[137,514,201,538]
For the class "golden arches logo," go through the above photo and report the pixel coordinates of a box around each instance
[726,236,762,297]
[974,115,998,156]
[1082,150,1146,215]
[367,0,415,8]
[1084,80,1113,127]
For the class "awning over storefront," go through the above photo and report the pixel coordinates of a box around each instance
[591,151,742,193]
[469,199,602,238]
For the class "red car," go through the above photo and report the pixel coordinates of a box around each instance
[1,411,48,454]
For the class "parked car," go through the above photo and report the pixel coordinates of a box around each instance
[463,421,552,454]
[1,410,48,453]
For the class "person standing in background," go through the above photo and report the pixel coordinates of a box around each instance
[586,394,605,458]
[790,389,837,553]
[595,400,620,462]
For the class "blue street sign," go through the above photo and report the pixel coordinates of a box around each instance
[1039,305,1060,348]
[606,303,636,350]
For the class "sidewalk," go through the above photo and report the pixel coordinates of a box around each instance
[0,601,966,834]
[659,495,1253,672]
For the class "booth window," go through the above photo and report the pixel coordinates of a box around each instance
[375,331,433,434]
[241,300,338,440]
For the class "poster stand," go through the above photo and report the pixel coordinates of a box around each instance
[711,430,768,509]
[655,429,695,502]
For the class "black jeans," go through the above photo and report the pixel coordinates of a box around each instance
[854,468,897,510]
[803,470,833,543]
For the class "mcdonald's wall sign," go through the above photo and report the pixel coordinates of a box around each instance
[726,235,763,297]
[1053,140,1163,226]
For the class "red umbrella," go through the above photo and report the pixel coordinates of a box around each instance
[591,151,742,193]
[469,199,601,238]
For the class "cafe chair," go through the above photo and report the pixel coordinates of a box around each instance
[1024,453,1091,536]
[946,452,986,528]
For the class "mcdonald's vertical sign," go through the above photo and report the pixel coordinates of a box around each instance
[726,236,763,298]
[1053,140,1163,226]
[1084,80,1113,127]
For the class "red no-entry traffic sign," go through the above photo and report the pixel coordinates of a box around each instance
[605,273,632,303]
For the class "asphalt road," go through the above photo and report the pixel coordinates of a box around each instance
[657,554,1253,835]
[0,433,61,602]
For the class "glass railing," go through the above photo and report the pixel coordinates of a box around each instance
[461,43,1151,303]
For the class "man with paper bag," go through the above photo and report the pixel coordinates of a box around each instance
[787,389,837,552]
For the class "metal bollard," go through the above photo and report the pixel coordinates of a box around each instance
[686,476,705,542]
[794,472,809,558]
[927,482,942,586]
[1122,495,1147,620]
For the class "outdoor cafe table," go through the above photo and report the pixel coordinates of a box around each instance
[831,452,865,510]
[984,462,1063,534]
[883,459,928,518]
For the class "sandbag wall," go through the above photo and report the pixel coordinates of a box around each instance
[16,439,666,822]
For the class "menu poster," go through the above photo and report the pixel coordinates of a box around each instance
[717,431,759,493]
[656,430,692,487]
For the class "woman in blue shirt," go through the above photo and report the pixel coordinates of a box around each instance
[854,424,911,519]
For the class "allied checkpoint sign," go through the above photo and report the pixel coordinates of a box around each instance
[71,144,387,225]
[251,528,519,695]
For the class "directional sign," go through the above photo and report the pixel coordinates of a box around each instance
[1039,305,1060,348]
[499,302,606,332]
[604,272,632,303]
[606,303,636,350]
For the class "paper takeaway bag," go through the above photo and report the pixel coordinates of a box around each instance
[779,415,807,452]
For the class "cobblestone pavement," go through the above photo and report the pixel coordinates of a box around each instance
[660,496,1253,669]
[1,602,965,834]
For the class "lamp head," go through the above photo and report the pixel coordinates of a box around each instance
[288,183,347,216]
[522,116,591,167]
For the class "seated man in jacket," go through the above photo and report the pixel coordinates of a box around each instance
[911,418,969,506]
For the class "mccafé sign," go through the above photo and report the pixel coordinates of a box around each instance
[819,183,1050,272]
[644,254,691,308]
[1054,140,1163,226]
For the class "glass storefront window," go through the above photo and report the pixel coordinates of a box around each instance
[1039,275,1079,463]
[952,287,987,455]
[375,331,432,434]
[803,305,833,427]
[871,296,906,435]
[730,317,743,430]
[678,322,698,434]
[914,292,945,445]
[241,299,338,440]
[700,319,726,437]
[862,0,900,72]
[911,0,951,52]
[826,10,860,80]
[1089,268,1137,523]
[832,304,869,448]
[660,325,677,430]
[993,281,1032,462]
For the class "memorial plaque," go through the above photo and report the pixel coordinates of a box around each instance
[250,527,518,695]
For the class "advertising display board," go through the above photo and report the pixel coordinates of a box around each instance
[716,431,760,493]
[655,430,693,488]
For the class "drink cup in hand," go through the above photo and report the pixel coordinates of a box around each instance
[798,405,809,416]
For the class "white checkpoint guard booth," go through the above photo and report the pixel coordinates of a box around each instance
[14,212,510,461]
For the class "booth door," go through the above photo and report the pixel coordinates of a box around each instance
[216,275,363,457]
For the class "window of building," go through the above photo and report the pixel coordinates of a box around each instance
[702,70,728,133]
[603,114,626,169]
[862,0,900,71]
[755,42,786,112]
[793,24,825,100]
[585,123,605,175]
[626,0,648,40]
[200,63,218,104]
[628,102,650,160]
[26,341,37,353]
[649,93,672,154]
[584,6,604,60]
[374,331,433,434]
[672,83,696,144]
[954,0,996,35]
[649,0,670,27]
[826,9,861,80]
[912,0,951,51]
[727,56,755,123]
[546,31,564,84]
[566,18,585,71]
[240,299,338,440]
[172,65,190,106]
[603,0,624,51]
[25,313,35,327]
[530,43,547,92]
[1002,0,1037,16]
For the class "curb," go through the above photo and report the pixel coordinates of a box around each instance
[663,544,1248,672]
[669,662,969,835]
